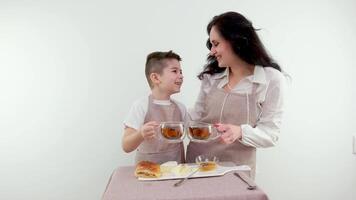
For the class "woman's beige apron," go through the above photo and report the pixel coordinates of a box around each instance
[135,96,185,164]
[187,80,259,178]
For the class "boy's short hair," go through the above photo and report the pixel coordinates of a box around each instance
[145,50,182,88]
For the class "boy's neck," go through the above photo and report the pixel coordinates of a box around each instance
[151,88,171,100]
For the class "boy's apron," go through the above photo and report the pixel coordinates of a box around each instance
[186,80,259,178]
[135,96,185,164]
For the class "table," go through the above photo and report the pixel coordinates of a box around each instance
[102,166,269,200]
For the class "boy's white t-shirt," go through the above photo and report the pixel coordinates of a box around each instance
[123,96,188,130]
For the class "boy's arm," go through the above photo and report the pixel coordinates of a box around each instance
[122,121,159,153]
[122,127,144,153]
[122,97,146,153]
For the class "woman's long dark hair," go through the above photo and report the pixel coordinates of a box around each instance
[198,11,281,80]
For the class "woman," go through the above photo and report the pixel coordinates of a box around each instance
[187,11,286,178]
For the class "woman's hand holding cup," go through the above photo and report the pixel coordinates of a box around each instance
[214,123,242,144]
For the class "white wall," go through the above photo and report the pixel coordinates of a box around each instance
[1,0,355,200]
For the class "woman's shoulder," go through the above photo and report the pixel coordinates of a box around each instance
[197,71,225,93]
[261,66,285,83]
[201,71,225,83]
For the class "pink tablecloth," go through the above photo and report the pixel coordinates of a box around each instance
[102,166,268,200]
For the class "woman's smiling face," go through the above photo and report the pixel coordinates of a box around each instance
[209,26,236,68]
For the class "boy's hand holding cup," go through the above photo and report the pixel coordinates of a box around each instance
[140,121,159,140]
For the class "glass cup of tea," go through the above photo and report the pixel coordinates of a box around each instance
[187,121,220,142]
[195,155,219,171]
[159,121,185,143]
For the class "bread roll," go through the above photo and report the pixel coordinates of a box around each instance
[135,161,162,178]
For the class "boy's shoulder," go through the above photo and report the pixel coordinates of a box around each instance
[170,98,185,106]
[129,95,150,111]
[170,98,187,112]
[124,95,150,130]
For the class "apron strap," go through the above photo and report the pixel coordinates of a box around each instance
[246,83,258,125]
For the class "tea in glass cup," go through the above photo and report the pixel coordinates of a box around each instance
[188,126,210,140]
[187,121,220,142]
[195,155,219,172]
[159,122,185,142]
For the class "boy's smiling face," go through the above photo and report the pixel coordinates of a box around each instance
[156,59,183,95]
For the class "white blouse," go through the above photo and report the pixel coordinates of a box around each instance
[189,66,286,148]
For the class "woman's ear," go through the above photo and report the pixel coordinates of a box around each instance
[150,73,161,85]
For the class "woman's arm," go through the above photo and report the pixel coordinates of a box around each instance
[240,76,285,148]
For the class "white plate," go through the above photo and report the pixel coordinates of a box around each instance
[138,162,250,181]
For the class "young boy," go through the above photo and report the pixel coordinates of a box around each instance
[122,50,187,164]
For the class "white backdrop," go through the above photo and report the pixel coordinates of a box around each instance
[1,0,356,200]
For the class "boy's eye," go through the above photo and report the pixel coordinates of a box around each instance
[171,69,182,74]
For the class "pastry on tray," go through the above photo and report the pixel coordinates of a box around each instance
[135,161,162,178]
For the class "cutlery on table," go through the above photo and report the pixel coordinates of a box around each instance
[234,172,257,190]
[173,167,199,187]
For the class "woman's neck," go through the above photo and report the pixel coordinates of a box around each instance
[227,59,254,87]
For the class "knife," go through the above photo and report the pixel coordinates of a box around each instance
[234,172,257,190]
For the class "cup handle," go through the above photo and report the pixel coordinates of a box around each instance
[210,126,222,141]
[156,125,163,141]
